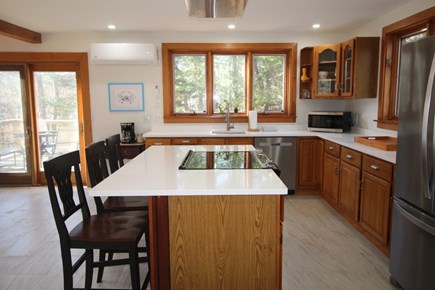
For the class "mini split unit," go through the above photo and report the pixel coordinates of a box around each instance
[90,43,158,65]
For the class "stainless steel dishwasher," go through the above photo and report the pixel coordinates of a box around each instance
[255,137,296,194]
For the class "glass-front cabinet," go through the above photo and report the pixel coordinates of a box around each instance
[301,37,379,100]
[313,44,341,98]
[340,39,354,97]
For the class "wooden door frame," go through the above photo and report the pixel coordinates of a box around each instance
[0,52,92,185]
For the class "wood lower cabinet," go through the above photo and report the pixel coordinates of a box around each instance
[145,137,253,149]
[338,161,361,221]
[322,152,340,204]
[359,155,393,247]
[145,138,171,148]
[296,137,323,193]
[120,143,145,159]
[359,172,391,246]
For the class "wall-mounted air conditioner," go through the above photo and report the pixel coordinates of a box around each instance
[90,43,158,65]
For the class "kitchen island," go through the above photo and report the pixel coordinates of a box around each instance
[90,145,287,290]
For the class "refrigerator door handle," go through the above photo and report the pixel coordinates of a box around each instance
[395,199,435,236]
[421,54,435,199]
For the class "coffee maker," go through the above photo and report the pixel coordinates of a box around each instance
[120,122,136,143]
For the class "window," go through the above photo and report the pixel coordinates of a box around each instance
[162,43,297,123]
[377,7,435,130]
[173,54,206,114]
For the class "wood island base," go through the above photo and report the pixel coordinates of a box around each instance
[149,195,283,290]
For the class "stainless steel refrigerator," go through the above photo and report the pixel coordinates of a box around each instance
[390,35,435,290]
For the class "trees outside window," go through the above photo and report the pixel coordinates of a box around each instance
[162,43,297,123]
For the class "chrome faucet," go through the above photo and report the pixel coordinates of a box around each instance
[225,103,234,131]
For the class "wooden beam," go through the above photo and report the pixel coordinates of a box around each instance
[0,19,42,43]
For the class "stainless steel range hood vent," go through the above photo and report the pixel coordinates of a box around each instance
[185,0,248,18]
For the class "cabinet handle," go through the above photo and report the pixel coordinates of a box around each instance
[154,142,163,145]
[335,167,340,176]
[370,165,380,171]
[181,140,190,144]
[328,146,334,151]
[346,154,353,159]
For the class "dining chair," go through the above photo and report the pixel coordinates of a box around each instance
[105,134,124,173]
[44,150,149,290]
[85,140,148,213]
[85,140,150,282]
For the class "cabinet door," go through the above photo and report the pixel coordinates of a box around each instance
[338,161,361,221]
[340,39,354,97]
[359,172,391,246]
[313,44,341,98]
[322,153,340,204]
[296,138,322,191]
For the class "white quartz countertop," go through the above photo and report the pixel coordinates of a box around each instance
[89,145,288,197]
[143,130,397,164]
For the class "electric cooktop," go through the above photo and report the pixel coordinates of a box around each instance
[179,150,274,170]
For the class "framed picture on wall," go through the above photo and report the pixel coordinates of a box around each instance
[108,82,144,112]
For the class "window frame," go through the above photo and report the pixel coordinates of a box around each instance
[162,43,297,123]
[377,7,435,131]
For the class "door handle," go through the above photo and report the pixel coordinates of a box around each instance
[421,52,435,199]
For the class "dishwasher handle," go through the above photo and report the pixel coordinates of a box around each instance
[258,142,294,147]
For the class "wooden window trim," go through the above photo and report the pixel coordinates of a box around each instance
[162,43,297,123]
[0,52,92,184]
[377,6,435,131]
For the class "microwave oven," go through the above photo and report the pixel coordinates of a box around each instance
[308,111,352,133]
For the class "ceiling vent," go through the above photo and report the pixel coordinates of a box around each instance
[185,0,248,18]
[90,43,158,65]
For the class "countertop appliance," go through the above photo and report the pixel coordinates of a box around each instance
[179,150,281,176]
[120,122,136,143]
[390,35,435,290]
[308,111,352,133]
[255,137,296,194]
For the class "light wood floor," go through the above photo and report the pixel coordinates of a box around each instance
[0,187,395,289]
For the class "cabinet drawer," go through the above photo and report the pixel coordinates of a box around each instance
[120,144,144,159]
[324,141,340,158]
[201,138,226,145]
[145,138,171,148]
[340,147,362,168]
[362,155,393,182]
[171,138,199,145]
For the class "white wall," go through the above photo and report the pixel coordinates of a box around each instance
[345,0,435,132]
[0,0,433,140]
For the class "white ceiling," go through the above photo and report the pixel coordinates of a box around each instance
[0,0,414,34]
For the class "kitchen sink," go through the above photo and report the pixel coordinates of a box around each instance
[211,130,246,135]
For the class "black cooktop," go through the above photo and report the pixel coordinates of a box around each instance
[179,150,273,170]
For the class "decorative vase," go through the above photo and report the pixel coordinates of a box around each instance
[301,67,310,82]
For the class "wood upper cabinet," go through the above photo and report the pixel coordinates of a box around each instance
[313,44,341,98]
[296,137,323,193]
[301,37,379,99]
[323,152,340,204]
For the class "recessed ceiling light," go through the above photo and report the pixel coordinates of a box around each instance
[108,24,116,30]
[228,24,236,30]
[312,24,320,29]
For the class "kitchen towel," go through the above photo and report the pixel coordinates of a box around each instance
[248,110,258,129]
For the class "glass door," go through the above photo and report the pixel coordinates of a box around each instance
[313,44,341,98]
[0,65,32,184]
[30,64,82,183]
[341,39,354,97]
